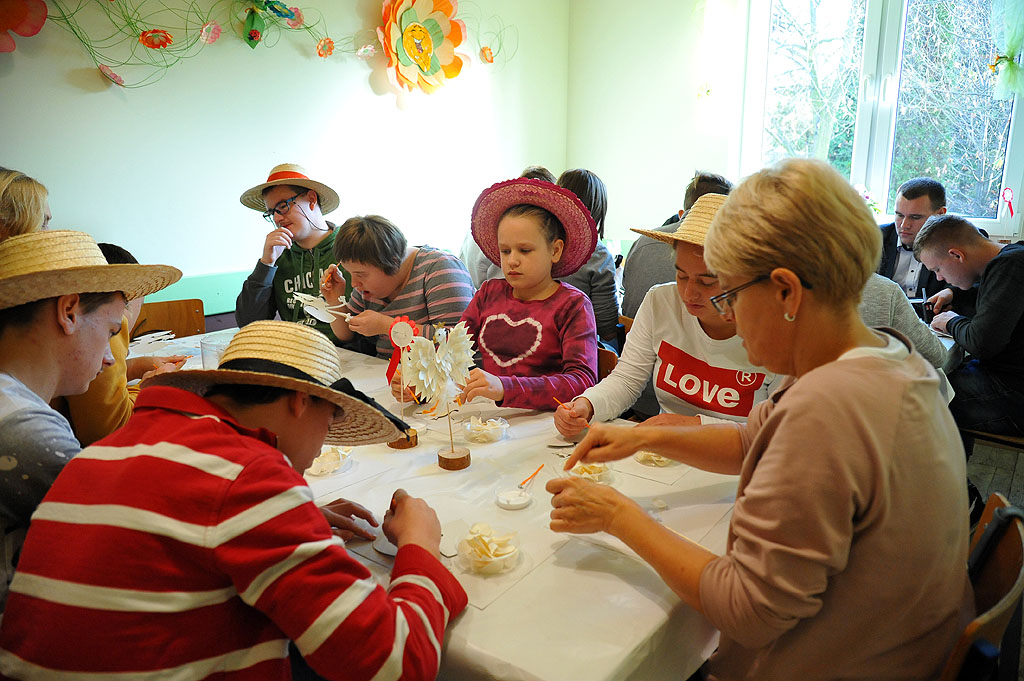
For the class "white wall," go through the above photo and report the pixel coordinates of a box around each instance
[0,0,569,276]
[564,0,746,242]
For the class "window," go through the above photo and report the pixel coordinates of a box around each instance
[740,0,1022,236]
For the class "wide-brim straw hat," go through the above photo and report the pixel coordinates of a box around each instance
[471,178,598,278]
[0,230,181,311]
[144,320,408,446]
[630,193,728,247]
[239,163,340,215]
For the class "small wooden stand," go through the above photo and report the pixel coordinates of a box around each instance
[387,428,418,449]
[437,446,471,470]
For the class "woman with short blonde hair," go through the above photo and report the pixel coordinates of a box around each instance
[548,158,972,680]
[0,168,49,241]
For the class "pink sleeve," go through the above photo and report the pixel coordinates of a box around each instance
[498,293,598,410]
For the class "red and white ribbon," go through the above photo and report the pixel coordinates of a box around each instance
[1003,187,1014,218]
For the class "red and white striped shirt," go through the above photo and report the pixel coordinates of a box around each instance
[0,386,467,680]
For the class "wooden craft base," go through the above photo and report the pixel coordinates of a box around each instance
[387,428,418,449]
[437,446,471,470]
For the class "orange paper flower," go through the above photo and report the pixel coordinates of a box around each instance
[377,0,467,94]
[316,37,334,57]
[139,28,173,49]
[480,46,493,63]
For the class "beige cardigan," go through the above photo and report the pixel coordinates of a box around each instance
[701,331,974,680]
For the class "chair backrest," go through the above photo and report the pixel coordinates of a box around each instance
[615,315,634,353]
[597,347,617,381]
[939,493,1024,681]
[132,299,206,339]
[618,315,634,334]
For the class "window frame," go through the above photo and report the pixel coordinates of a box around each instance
[739,0,1023,239]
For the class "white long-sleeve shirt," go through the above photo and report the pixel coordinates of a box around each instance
[580,283,780,423]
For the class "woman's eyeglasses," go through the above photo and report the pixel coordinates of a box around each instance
[708,275,769,315]
[262,191,306,222]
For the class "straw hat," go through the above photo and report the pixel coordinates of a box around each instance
[630,193,728,247]
[0,230,181,311]
[144,320,408,446]
[471,178,598,278]
[239,163,340,215]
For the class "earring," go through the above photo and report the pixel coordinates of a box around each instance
[784,312,796,322]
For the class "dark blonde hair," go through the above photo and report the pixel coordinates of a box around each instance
[500,204,565,245]
[704,158,880,305]
[0,168,48,241]
[334,215,407,275]
[913,214,986,260]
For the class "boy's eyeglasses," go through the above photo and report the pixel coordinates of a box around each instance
[262,191,307,222]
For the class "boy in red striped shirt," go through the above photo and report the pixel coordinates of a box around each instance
[0,321,466,680]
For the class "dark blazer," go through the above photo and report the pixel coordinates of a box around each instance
[877,223,944,300]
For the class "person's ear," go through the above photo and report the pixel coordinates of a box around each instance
[936,206,947,216]
[770,268,804,318]
[306,190,318,211]
[286,390,313,418]
[55,294,81,335]
[550,238,564,264]
[948,248,965,262]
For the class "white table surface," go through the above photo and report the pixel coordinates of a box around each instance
[134,330,733,681]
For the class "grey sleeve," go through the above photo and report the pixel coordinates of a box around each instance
[0,408,81,529]
[588,247,620,341]
[235,260,278,327]
[888,290,947,369]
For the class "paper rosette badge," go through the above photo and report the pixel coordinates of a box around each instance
[376,0,467,94]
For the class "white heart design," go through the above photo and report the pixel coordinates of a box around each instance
[479,314,543,368]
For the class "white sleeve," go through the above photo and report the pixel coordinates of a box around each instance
[581,288,660,422]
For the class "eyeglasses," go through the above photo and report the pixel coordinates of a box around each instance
[709,273,814,315]
[709,275,769,315]
[262,190,307,222]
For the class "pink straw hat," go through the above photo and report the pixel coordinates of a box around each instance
[470,178,598,278]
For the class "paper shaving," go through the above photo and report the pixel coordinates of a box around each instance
[634,450,672,467]
[569,462,611,482]
[459,523,519,574]
[306,445,352,476]
[465,416,507,443]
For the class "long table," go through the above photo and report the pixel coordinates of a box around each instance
[137,330,735,681]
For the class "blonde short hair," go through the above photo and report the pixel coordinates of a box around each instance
[0,169,48,241]
[704,158,880,305]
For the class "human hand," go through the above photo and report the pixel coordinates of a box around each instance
[319,497,378,541]
[390,369,419,403]
[926,288,955,315]
[931,310,958,334]
[546,476,636,535]
[128,354,187,382]
[565,422,644,469]
[382,489,441,558]
[261,226,294,266]
[347,310,393,337]
[554,397,593,437]
[640,413,701,428]
[320,264,347,305]
[459,368,504,403]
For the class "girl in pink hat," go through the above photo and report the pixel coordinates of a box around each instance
[452,178,600,410]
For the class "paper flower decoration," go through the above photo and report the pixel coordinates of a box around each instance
[139,29,173,49]
[317,37,334,57]
[480,46,493,63]
[244,7,265,49]
[377,0,467,94]
[266,1,295,19]
[403,322,475,406]
[356,43,376,58]
[98,64,124,86]
[0,0,46,53]
[286,7,304,28]
[200,21,221,45]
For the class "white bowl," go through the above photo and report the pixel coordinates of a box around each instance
[463,416,509,443]
[568,462,614,484]
[456,525,521,575]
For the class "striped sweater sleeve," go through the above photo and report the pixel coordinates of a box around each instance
[214,457,468,681]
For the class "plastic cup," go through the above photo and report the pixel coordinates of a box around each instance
[200,337,230,369]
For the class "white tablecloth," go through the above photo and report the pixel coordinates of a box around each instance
[138,331,734,681]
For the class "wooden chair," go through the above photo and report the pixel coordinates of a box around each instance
[939,493,1024,681]
[615,315,634,353]
[131,299,206,339]
[962,429,1024,455]
[597,347,617,381]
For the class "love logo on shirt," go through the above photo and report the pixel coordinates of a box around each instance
[655,342,765,417]
[478,313,543,368]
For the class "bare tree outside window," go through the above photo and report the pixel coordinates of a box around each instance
[888,0,1013,217]
[762,0,866,177]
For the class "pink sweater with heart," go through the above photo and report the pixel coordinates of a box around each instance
[460,279,598,410]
